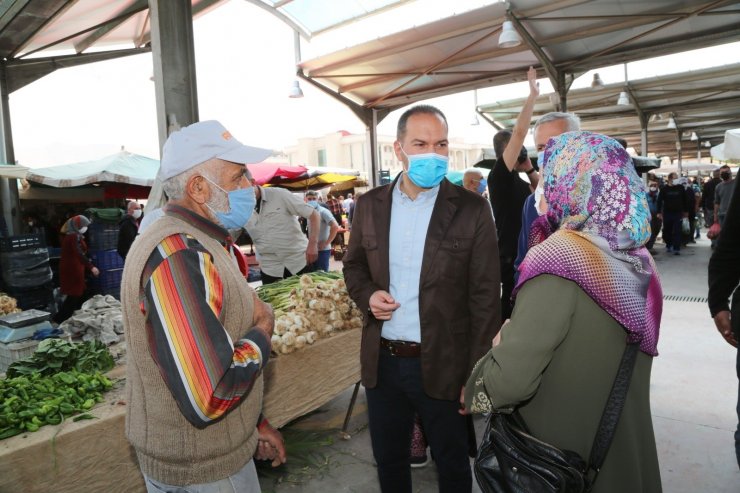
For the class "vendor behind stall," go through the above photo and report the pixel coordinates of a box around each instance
[54,215,99,323]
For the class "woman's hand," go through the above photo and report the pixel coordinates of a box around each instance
[91,266,100,277]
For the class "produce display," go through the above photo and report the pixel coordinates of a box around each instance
[0,293,21,315]
[0,339,116,440]
[257,272,363,355]
[6,339,114,377]
[0,370,113,439]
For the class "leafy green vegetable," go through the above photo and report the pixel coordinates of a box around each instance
[6,339,114,377]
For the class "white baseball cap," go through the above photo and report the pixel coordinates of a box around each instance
[158,120,272,180]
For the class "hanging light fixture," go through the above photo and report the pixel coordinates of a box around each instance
[690,131,698,141]
[617,91,630,106]
[591,73,604,88]
[288,80,304,98]
[498,20,522,48]
[703,141,712,148]
[666,116,677,129]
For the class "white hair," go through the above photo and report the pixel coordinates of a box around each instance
[463,167,484,178]
[161,161,215,200]
[533,112,581,133]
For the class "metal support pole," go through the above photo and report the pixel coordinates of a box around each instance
[149,0,199,151]
[369,109,379,188]
[0,63,19,236]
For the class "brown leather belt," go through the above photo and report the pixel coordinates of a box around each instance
[380,337,421,357]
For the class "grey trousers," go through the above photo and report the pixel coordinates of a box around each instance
[143,459,261,493]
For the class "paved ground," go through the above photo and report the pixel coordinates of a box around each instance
[257,235,739,492]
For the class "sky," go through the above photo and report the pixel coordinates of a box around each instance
[8,0,740,168]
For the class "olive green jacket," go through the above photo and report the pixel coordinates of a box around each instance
[466,275,662,493]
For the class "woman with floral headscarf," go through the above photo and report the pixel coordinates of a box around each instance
[465,132,663,492]
[54,215,99,323]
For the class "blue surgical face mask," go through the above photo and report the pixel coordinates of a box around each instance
[537,151,545,167]
[402,148,449,188]
[203,176,256,229]
[476,177,487,194]
[306,200,319,209]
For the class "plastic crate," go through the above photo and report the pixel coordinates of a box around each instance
[0,234,45,252]
[89,267,123,299]
[0,339,39,373]
[5,285,54,312]
[87,223,119,251]
[89,249,124,271]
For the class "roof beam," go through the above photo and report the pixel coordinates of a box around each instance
[366,26,500,108]
[73,0,149,53]
[6,0,76,59]
[508,11,559,89]
[560,0,735,70]
[302,0,589,76]
[0,0,32,32]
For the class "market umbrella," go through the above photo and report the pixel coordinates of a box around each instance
[711,128,740,162]
[25,151,158,188]
[272,173,358,190]
[247,162,307,185]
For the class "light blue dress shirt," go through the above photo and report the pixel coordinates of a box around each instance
[381,178,440,343]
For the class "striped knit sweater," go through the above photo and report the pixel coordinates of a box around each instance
[122,206,263,486]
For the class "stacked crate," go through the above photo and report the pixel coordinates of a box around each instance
[0,234,54,311]
[87,249,124,299]
[86,218,124,299]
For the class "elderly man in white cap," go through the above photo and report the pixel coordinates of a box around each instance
[122,120,285,493]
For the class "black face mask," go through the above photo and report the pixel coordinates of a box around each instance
[720,172,731,181]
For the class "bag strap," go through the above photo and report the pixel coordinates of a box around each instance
[585,343,639,485]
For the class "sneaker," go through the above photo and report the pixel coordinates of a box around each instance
[674,250,681,255]
[410,454,430,468]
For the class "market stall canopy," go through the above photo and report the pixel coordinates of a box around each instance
[0,164,29,180]
[711,129,740,162]
[25,151,158,188]
[247,162,307,186]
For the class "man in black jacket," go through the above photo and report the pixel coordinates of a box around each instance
[657,172,689,254]
[708,174,740,469]
[117,201,141,259]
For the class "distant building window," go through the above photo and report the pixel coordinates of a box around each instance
[383,145,392,154]
[318,149,326,167]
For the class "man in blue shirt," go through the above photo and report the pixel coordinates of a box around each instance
[304,190,338,271]
[343,105,500,493]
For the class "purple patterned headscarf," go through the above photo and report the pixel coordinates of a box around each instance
[514,131,662,355]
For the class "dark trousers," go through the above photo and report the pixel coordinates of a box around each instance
[259,265,310,285]
[54,294,84,324]
[366,349,472,493]
[735,348,740,468]
[662,212,683,251]
[499,255,515,322]
[647,217,662,250]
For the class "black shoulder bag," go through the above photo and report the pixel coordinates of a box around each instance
[474,343,639,493]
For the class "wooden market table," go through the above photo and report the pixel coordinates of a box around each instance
[0,329,361,493]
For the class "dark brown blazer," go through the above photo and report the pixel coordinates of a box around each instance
[343,177,501,400]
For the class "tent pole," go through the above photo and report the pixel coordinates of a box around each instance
[0,62,19,235]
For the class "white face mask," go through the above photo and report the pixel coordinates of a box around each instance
[79,227,88,234]
[132,209,143,219]
[534,183,548,216]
